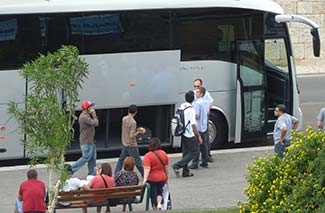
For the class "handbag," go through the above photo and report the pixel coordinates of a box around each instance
[152,151,172,210]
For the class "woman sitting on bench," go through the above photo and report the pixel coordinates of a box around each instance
[84,163,115,213]
[112,156,139,211]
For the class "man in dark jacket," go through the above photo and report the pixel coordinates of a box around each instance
[72,100,98,176]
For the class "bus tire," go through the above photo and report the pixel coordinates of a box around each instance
[208,112,227,150]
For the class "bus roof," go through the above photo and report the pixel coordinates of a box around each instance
[0,0,284,15]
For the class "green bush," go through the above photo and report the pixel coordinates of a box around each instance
[239,127,325,212]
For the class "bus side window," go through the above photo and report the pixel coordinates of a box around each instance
[17,15,41,63]
[46,17,69,52]
[0,15,42,70]
[0,17,19,70]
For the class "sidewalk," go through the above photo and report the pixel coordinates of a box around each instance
[296,62,325,75]
[0,146,273,213]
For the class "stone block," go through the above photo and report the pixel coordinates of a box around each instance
[305,42,318,59]
[298,28,313,43]
[298,2,313,14]
[290,22,306,29]
[276,1,297,13]
[289,28,299,43]
[293,43,306,60]
[312,2,325,14]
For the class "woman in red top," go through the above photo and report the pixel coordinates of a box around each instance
[143,137,169,210]
[84,163,115,213]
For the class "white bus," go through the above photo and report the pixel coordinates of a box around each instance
[0,0,320,160]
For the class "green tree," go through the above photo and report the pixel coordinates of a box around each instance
[8,45,88,213]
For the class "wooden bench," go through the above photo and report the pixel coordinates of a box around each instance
[55,183,150,211]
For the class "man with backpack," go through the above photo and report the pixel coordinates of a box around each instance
[172,91,203,178]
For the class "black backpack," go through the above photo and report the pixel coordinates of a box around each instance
[171,106,192,136]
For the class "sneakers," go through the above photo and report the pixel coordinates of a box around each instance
[182,173,194,177]
[199,163,208,168]
[189,164,199,169]
[208,157,214,162]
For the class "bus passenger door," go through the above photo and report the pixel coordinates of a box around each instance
[235,40,267,142]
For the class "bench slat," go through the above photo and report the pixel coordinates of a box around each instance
[58,185,144,195]
[58,191,141,202]
[58,189,142,197]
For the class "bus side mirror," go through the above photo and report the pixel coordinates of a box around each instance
[311,28,320,57]
[275,14,321,57]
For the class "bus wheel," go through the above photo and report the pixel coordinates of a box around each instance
[208,112,227,150]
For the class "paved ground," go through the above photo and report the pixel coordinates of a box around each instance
[0,146,273,212]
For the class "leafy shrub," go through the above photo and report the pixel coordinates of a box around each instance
[239,127,325,212]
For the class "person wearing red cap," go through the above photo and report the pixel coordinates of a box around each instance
[72,100,98,176]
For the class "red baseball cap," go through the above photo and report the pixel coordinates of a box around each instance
[81,100,95,110]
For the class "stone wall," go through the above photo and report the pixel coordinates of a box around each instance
[274,0,324,70]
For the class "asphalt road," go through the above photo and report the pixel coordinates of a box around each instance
[297,74,325,130]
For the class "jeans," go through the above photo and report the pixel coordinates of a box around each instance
[173,136,197,176]
[15,199,23,213]
[192,131,209,166]
[72,143,97,176]
[274,139,290,158]
[114,146,144,177]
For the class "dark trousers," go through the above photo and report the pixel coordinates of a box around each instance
[173,135,197,175]
[206,130,212,157]
[148,180,166,207]
[192,131,209,166]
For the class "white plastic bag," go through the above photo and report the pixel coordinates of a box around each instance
[162,184,172,210]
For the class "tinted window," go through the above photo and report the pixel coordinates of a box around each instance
[40,13,83,53]
[0,15,41,70]
[264,13,287,37]
[82,11,171,54]
[174,8,263,62]
[0,9,267,70]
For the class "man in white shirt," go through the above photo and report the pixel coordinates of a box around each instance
[193,79,214,162]
[59,164,90,206]
[193,79,214,106]
[172,91,202,177]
